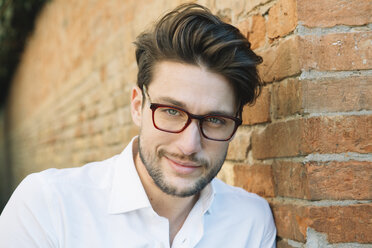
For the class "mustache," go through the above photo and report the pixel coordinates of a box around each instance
[158,149,208,166]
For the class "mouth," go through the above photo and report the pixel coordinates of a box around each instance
[164,156,202,175]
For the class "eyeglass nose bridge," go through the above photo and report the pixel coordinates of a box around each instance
[181,112,206,135]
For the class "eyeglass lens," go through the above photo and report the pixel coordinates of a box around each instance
[153,106,236,140]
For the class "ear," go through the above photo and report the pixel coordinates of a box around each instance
[131,86,143,127]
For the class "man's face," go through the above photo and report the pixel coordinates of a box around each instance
[131,61,237,197]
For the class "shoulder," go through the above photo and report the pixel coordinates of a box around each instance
[5,154,119,208]
[211,178,274,223]
[0,155,118,246]
[1,154,121,220]
[203,179,276,247]
[212,178,271,210]
[35,154,119,189]
[208,179,276,246]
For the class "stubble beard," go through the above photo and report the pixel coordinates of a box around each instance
[138,136,226,197]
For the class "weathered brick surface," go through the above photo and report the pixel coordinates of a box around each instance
[233,163,276,198]
[258,36,301,83]
[273,161,372,200]
[237,15,266,50]
[245,0,272,13]
[267,0,297,39]
[302,116,372,155]
[271,78,302,118]
[300,32,372,71]
[242,85,271,125]
[252,119,302,159]
[302,75,372,113]
[272,161,309,199]
[297,0,372,28]
[271,202,309,242]
[271,202,372,243]
[272,75,372,118]
[307,161,372,200]
[217,161,235,186]
[226,127,252,160]
[214,0,246,23]
[258,31,371,83]
[310,204,372,243]
[253,115,372,159]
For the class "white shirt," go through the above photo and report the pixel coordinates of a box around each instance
[0,137,276,248]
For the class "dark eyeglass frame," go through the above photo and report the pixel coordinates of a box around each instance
[149,103,242,141]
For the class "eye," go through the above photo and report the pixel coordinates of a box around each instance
[205,117,226,125]
[163,108,180,116]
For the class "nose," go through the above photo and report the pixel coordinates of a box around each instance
[176,119,202,155]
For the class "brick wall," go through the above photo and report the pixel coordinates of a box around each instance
[3,0,371,246]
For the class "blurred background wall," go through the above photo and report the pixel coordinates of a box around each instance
[1,0,371,246]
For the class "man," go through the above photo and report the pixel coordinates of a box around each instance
[0,3,276,247]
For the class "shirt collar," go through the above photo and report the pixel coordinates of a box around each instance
[198,180,215,215]
[108,136,216,215]
[108,136,151,214]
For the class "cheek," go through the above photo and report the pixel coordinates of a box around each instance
[141,109,152,127]
[140,110,160,138]
[205,142,229,159]
[140,116,170,146]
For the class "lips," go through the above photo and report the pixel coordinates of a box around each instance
[165,156,202,175]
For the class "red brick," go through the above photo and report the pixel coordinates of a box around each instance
[217,161,235,185]
[306,161,372,200]
[271,201,372,243]
[249,15,266,49]
[252,119,303,159]
[303,116,372,154]
[252,115,372,159]
[258,36,301,83]
[272,76,372,118]
[273,161,372,200]
[236,20,250,41]
[309,204,372,243]
[272,78,302,118]
[301,76,372,113]
[226,127,251,160]
[208,0,263,19]
[245,0,270,12]
[231,1,245,19]
[233,163,276,198]
[267,0,297,39]
[259,32,371,83]
[242,85,271,125]
[273,161,310,199]
[297,0,372,27]
[237,15,266,50]
[271,202,309,242]
[300,32,372,71]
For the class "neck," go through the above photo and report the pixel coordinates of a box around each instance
[132,138,199,243]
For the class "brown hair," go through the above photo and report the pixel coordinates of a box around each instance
[134,3,263,113]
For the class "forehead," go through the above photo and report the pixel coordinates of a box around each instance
[147,61,237,115]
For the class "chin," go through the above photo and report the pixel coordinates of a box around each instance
[158,176,210,198]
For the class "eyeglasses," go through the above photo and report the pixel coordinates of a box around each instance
[143,88,242,141]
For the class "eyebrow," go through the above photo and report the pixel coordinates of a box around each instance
[155,96,236,117]
[157,96,186,108]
